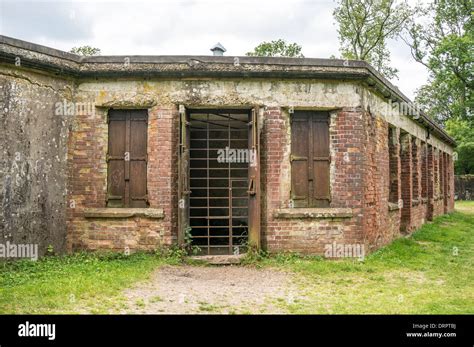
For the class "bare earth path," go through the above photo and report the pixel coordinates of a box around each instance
[120,265,302,314]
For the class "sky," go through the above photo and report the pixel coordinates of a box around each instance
[0,0,430,100]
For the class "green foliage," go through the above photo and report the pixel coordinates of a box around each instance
[241,248,269,266]
[154,245,188,262]
[445,118,474,174]
[183,227,201,256]
[46,244,54,256]
[403,0,473,123]
[70,46,101,56]
[454,143,474,174]
[246,39,304,58]
[333,0,412,80]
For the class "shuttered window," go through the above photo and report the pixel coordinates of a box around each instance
[107,109,148,208]
[291,111,330,208]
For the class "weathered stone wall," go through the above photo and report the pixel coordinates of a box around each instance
[0,67,73,256]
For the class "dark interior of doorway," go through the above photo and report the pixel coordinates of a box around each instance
[188,110,250,256]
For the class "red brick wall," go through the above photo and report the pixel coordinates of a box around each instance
[362,112,454,252]
[447,156,455,212]
[400,132,413,233]
[427,145,435,220]
[66,108,107,251]
[66,106,178,252]
[398,134,428,233]
[67,103,455,256]
[147,107,179,245]
[362,114,401,251]
[261,107,364,254]
[432,149,445,217]
[410,138,428,231]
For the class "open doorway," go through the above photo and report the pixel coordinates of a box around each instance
[187,110,251,255]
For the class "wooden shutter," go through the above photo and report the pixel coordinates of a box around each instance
[311,113,330,207]
[129,110,148,207]
[107,110,126,207]
[291,113,310,207]
[291,111,330,208]
[107,109,148,208]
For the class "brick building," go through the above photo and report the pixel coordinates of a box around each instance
[0,36,455,257]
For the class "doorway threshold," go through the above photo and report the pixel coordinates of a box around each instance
[188,254,246,265]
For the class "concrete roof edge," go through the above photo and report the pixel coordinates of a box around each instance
[362,62,455,146]
[0,34,455,146]
[0,35,82,62]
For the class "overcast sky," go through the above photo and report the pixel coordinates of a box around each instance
[0,0,430,99]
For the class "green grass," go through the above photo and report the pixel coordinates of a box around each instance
[197,301,222,313]
[0,202,473,314]
[0,251,183,314]
[256,201,474,314]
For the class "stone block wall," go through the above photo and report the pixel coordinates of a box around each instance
[0,68,73,256]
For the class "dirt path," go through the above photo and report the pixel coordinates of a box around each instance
[120,265,302,314]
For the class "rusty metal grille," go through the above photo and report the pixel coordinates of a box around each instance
[188,110,250,255]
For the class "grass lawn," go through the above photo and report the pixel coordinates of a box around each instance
[0,201,473,314]
[259,201,474,314]
[0,251,183,314]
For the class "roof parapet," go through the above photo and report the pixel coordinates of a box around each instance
[0,35,455,146]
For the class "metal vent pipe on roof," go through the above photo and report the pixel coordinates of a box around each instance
[210,43,226,56]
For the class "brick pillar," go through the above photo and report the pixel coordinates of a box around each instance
[442,152,448,213]
[411,138,421,201]
[400,133,412,233]
[434,149,440,199]
[427,145,434,221]
[421,142,428,200]
[260,106,287,250]
[388,127,401,204]
[148,106,179,245]
[447,154,455,212]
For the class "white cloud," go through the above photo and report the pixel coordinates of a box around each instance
[0,0,428,99]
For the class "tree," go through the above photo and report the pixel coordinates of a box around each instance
[401,0,472,173]
[401,0,473,124]
[70,46,101,56]
[445,118,474,174]
[333,0,412,80]
[246,39,304,58]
